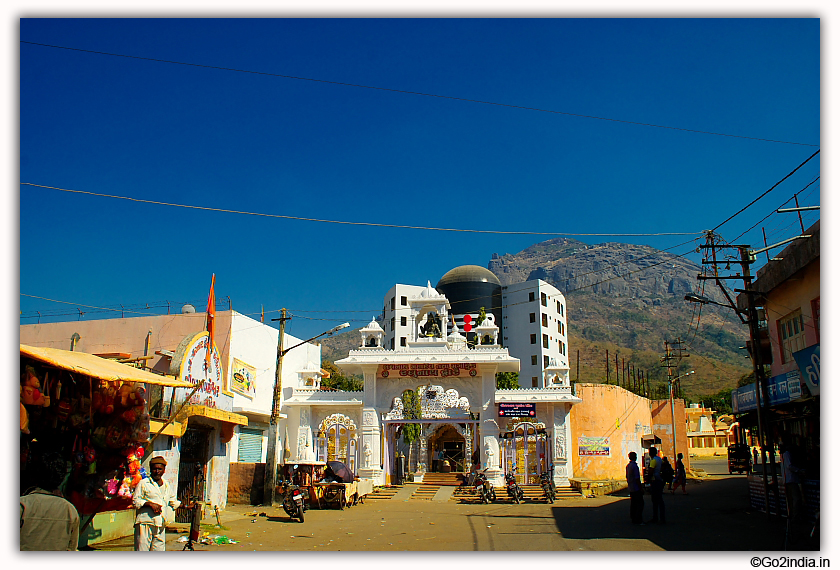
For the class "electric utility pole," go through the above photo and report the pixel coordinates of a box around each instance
[692,230,780,518]
[263,308,288,506]
[661,339,688,460]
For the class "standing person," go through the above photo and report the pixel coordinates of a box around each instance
[672,453,688,494]
[20,451,80,551]
[646,447,666,524]
[626,452,644,525]
[133,456,180,551]
[661,456,675,491]
[781,438,805,541]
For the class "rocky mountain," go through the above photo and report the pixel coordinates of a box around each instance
[320,238,752,397]
[489,238,751,395]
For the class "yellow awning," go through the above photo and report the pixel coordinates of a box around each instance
[20,344,193,388]
[177,404,248,427]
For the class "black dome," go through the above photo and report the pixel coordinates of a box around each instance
[437,265,501,288]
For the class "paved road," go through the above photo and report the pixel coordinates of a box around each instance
[93,460,819,552]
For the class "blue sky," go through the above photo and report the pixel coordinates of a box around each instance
[18,18,820,341]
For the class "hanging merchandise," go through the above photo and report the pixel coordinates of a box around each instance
[21,366,47,406]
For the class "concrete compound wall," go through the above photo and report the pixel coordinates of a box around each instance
[569,384,653,481]
[228,462,266,505]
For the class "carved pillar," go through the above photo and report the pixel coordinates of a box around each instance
[418,427,428,473]
[359,365,383,484]
[553,403,571,486]
[464,424,473,468]
[297,407,314,461]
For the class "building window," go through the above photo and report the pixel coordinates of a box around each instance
[542,334,549,349]
[530,312,536,323]
[529,292,535,302]
[391,317,395,331]
[779,309,806,363]
[400,337,406,347]
[541,292,547,307]
[530,334,537,345]
[390,338,395,349]
[531,355,538,366]
[543,355,550,368]
[541,314,548,327]
[560,341,566,356]
[401,296,407,306]
[557,300,562,314]
[400,316,407,326]
[532,377,539,387]
[390,297,396,311]
[557,321,563,334]
[560,303,564,317]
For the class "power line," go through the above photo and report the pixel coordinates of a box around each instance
[730,176,819,243]
[21,182,701,237]
[21,40,818,148]
[712,150,820,232]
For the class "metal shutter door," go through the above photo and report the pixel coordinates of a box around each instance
[238,427,264,463]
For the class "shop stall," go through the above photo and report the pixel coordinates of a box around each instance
[19,344,193,547]
[278,460,371,509]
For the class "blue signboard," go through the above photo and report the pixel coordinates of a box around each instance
[793,344,820,397]
[732,371,805,413]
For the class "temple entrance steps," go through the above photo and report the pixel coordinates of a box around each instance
[367,486,403,500]
[410,485,441,500]
[421,472,466,486]
[451,484,582,503]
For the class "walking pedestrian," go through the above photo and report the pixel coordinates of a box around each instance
[646,446,666,524]
[781,438,805,543]
[20,451,80,551]
[133,456,180,551]
[672,452,688,494]
[661,456,675,491]
[626,452,644,524]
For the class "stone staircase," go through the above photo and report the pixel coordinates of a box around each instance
[366,486,403,500]
[421,472,466,486]
[452,483,582,503]
[410,485,441,500]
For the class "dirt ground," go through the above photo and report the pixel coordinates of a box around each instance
[91,458,819,552]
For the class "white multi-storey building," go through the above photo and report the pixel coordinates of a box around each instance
[501,280,570,388]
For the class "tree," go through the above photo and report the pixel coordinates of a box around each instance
[736,366,771,387]
[401,389,422,472]
[496,371,520,389]
[321,360,364,391]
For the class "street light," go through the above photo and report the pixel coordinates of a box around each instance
[684,294,746,315]
[669,370,694,461]
[263,316,351,506]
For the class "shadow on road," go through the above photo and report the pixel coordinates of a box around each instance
[548,475,819,552]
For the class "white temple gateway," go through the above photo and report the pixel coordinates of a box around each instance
[285,280,581,488]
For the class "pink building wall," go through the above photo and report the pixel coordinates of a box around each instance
[763,259,820,379]
[20,311,234,376]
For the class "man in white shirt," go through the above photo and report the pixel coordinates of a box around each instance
[133,456,180,551]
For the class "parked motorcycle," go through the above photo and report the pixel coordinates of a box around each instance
[282,465,307,523]
[540,467,556,503]
[474,470,496,504]
[504,468,525,504]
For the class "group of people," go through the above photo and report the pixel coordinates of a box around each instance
[21,453,180,551]
[625,447,687,525]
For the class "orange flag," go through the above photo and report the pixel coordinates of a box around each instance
[206,274,216,367]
